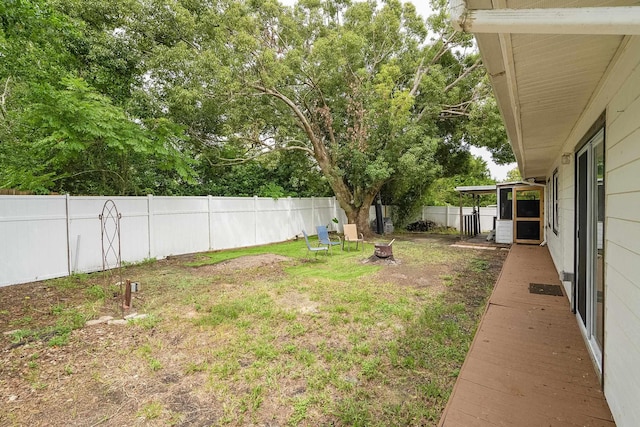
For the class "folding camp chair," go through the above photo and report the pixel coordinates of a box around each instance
[316,225,341,253]
[342,224,364,251]
[302,230,329,257]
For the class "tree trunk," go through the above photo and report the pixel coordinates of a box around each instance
[355,206,374,238]
[342,200,378,238]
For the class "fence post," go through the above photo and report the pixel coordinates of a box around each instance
[147,194,154,259]
[208,195,213,250]
[65,194,72,276]
[311,196,315,233]
[459,194,463,239]
[333,196,338,231]
[287,196,293,238]
[445,205,450,228]
[254,195,258,245]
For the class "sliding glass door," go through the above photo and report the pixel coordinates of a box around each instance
[575,129,605,372]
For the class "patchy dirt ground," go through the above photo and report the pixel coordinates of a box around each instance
[0,234,507,426]
[195,254,292,274]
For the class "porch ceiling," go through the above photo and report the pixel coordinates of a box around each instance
[463,1,638,180]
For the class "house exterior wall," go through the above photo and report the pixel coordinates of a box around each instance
[545,159,575,298]
[544,35,640,427]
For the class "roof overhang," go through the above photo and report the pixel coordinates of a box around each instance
[449,1,640,180]
[455,185,497,195]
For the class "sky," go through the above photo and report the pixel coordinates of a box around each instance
[278,0,518,181]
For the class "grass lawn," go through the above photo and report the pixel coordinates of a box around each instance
[0,233,507,426]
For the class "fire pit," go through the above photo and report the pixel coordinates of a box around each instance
[364,239,397,264]
[374,240,395,258]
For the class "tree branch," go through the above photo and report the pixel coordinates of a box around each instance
[0,76,10,120]
[249,84,354,208]
[410,57,425,97]
[439,110,472,118]
[246,133,316,156]
[410,31,460,97]
[214,143,316,166]
[52,169,126,184]
[443,58,482,93]
[250,84,319,148]
[430,31,459,65]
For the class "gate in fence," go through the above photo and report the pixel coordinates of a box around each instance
[462,210,481,237]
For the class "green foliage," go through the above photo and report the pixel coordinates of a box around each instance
[464,95,514,164]
[198,151,331,197]
[424,156,496,208]
[138,402,163,420]
[85,285,105,302]
[0,0,510,210]
[136,0,506,228]
[3,76,196,194]
[129,314,161,329]
[504,167,522,182]
[335,396,372,427]
[0,0,196,195]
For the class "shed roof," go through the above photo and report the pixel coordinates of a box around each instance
[455,185,496,195]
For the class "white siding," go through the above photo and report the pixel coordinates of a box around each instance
[543,35,640,427]
[545,162,562,277]
[495,220,512,244]
[545,158,575,297]
[604,54,640,425]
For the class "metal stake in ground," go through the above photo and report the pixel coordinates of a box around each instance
[123,279,132,309]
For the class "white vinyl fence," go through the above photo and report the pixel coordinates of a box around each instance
[0,195,494,287]
[0,195,340,287]
[418,206,497,233]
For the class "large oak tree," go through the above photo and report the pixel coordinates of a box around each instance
[1,0,511,230]
[191,0,509,232]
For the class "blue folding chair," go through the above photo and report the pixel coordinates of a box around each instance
[316,225,341,253]
[302,230,329,258]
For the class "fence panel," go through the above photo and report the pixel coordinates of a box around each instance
[151,196,210,258]
[209,197,257,250]
[422,206,497,232]
[68,197,151,274]
[312,197,337,232]
[0,196,68,286]
[256,197,291,245]
[1,194,499,288]
[115,197,153,264]
[291,198,314,237]
[478,207,497,232]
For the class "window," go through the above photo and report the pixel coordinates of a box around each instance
[553,169,559,234]
[499,188,513,220]
[547,178,551,228]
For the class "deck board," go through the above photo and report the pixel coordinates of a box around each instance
[439,244,615,427]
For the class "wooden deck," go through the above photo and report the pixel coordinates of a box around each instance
[439,244,615,426]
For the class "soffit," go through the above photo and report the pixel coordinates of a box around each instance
[471,0,637,180]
